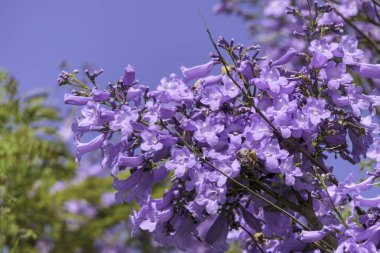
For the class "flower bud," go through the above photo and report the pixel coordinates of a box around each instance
[123,64,136,87]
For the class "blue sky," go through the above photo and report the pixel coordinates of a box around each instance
[0,0,249,104]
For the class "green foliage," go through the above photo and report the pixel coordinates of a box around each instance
[0,71,76,252]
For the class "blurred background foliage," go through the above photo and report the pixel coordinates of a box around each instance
[0,71,175,253]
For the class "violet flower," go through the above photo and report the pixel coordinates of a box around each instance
[180,60,215,82]
[309,39,338,68]
[64,94,91,105]
[75,133,107,161]
[300,229,327,243]
[123,64,135,87]
[353,63,380,79]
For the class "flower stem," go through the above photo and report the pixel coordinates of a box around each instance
[239,224,266,253]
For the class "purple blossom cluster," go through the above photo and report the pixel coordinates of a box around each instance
[61,1,380,252]
[215,0,380,91]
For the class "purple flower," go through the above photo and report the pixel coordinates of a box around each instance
[367,138,380,162]
[113,167,164,204]
[113,169,144,204]
[123,64,135,87]
[194,117,224,147]
[240,206,262,231]
[125,84,146,104]
[165,147,197,178]
[254,67,288,94]
[331,85,371,117]
[140,129,164,152]
[309,39,338,68]
[101,142,126,175]
[109,105,138,138]
[272,47,298,66]
[64,94,91,105]
[180,60,215,82]
[140,127,177,154]
[220,73,241,99]
[75,133,108,161]
[194,74,222,89]
[204,214,229,251]
[279,156,302,186]
[91,88,111,101]
[154,74,194,103]
[74,102,114,134]
[200,86,224,111]
[238,60,253,79]
[339,174,375,195]
[185,163,206,192]
[354,195,380,208]
[335,36,363,64]
[170,217,198,251]
[195,184,226,215]
[336,222,380,252]
[244,114,272,141]
[118,154,145,168]
[302,97,331,126]
[210,159,240,186]
[353,63,380,79]
[257,138,289,172]
[300,229,327,243]
[61,21,380,252]
[266,93,297,121]
[130,200,159,233]
[262,211,291,237]
[320,61,352,90]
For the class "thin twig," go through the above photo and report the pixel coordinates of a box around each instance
[333,8,380,55]
[239,225,266,253]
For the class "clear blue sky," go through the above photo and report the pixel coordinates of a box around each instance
[0,0,249,103]
[0,0,376,196]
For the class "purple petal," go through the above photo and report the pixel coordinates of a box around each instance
[118,155,144,167]
[272,48,298,66]
[195,74,222,88]
[353,63,380,79]
[180,60,214,82]
[240,206,262,231]
[205,214,229,245]
[75,133,107,161]
[238,60,253,79]
[300,230,327,242]
[64,94,91,105]
[112,170,143,192]
[311,52,329,68]
[354,195,380,208]
[123,64,136,86]
[91,89,110,101]
[159,106,177,119]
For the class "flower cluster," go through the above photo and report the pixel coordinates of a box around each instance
[215,0,380,90]
[61,1,380,252]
